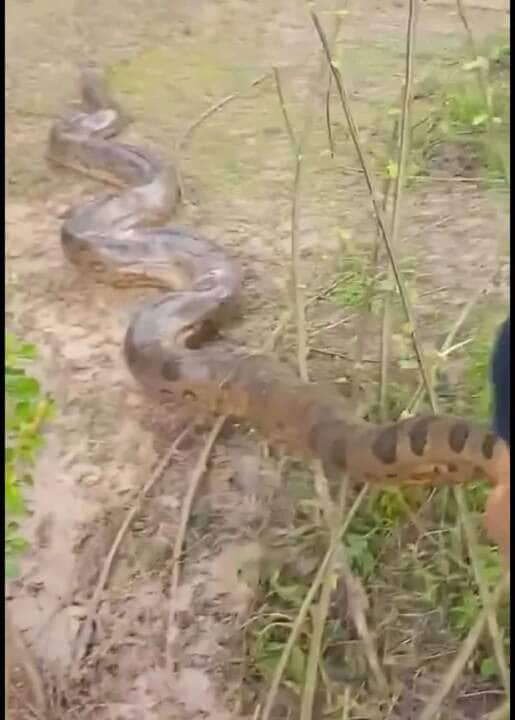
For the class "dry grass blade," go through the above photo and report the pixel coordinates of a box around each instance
[299,553,334,720]
[263,277,342,353]
[274,17,341,382]
[291,157,309,382]
[300,466,343,720]
[353,117,399,374]
[166,415,226,667]
[454,488,510,693]
[71,423,193,674]
[259,539,339,720]
[317,466,388,699]
[418,573,510,720]
[325,73,336,158]
[168,416,227,599]
[379,0,420,420]
[259,485,368,720]
[398,269,510,702]
[174,72,271,197]
[312,4,509,708]
[404,274,495,414]
[273,67,298,151]
[310,10,436,409]
[176,72,271,152]
[340,551,389,694]
[272,64,309,381]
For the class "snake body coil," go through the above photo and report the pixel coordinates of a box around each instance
[49,69,509,559]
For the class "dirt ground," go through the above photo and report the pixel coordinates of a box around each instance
[6,1,510,719]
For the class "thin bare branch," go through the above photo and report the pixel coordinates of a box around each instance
[273,68,298,151]
[419,574,510,720]
[379,0,419,419]
[168,416,226,599]
[404,272,495,414]
[166,416,226,667]
[174,72,271,197]
[310,10,437,410]
[177,72,270,152]
[259,484,368,720]
[71,423,193,673]
[274,20,341,382]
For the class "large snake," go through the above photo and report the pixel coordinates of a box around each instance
[49,68,510,562]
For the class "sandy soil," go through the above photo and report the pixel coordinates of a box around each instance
[6,0,509,718]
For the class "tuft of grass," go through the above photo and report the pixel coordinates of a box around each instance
[5,332,54,578]
[464,334,494,421]
[423,35,510,186]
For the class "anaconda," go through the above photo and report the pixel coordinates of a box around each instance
[49,67,510,562]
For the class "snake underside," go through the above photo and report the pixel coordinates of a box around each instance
[49,68,510,560]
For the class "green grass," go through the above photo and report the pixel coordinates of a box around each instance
[419,34,510,187]
[5,332,54,578]
[244,457,508,714]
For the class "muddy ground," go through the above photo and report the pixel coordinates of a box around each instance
[6,1,510,719]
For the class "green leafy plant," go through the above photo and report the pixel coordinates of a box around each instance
[333,233,374,310]
[5,332,54,578]
[434,38,509,184]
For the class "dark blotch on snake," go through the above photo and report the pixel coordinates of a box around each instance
[447,462,458,472]
[481,432,497,460]
[123,326,138,368]
[329,438,347,471]
[161,359,181,382]
[308,422,347,479]
[409,417,434,457]
[371,425,398,465]
[448,422,470,454]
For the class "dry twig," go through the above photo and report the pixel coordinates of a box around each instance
[273,18,341,382]
[263,278,341,353]
[174,72,271,197]
[419,573,510,720]
[379,0,419,419]
[168,416,227,597]
[176,73,270,152]
[312,4,509,709]
[259,485,368,720]
[71,423,193,673]
[166,415,227,667]
[310,10,436,410]
[404,271,495,414]
[454,488,510,693]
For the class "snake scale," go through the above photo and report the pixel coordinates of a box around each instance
[49,68,510,561]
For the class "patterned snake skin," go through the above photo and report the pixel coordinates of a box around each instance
[48,67,510,561]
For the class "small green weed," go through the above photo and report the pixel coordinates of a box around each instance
[464,334,494,421]
[427,35,510,185]
[333,233,374,310]
[5,332,54,578]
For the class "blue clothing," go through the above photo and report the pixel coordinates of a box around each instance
[491,317,510,443]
